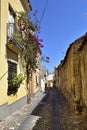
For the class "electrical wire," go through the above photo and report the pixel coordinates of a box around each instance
[40,0,49,24]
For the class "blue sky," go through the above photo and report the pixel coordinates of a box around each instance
[30,0,87,72]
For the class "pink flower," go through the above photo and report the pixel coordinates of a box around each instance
[39,39,43,42]
[40,45,44,48]
[46,56,50,60]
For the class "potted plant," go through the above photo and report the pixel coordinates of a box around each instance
[7,73,25,96]
[11,73,24,88]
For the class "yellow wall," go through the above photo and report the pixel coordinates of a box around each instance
[0,0,29,105]
[81,43,87,106]
[31,69,41,93]
[0,0,1,55]
[56,34,87,112]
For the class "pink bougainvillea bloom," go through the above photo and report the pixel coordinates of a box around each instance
[39,39,43,42]
[40,45,44,48]
[46,56,50,59]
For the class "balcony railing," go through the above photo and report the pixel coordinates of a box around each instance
[7,23,22,52]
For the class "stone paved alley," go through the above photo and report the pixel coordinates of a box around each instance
[0,88,87,130]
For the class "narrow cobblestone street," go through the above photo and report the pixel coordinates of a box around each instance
[31,87,87,130]
[0,87,87,130]
[31,88,61,130]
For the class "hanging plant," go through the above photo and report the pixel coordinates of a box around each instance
[7,73,24,96]
[11,73,24,86]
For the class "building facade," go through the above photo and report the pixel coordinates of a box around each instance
[0,0,32,120]
[40,65,48,92]
[47,73,54,87]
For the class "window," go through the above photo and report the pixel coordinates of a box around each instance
[8,6,15,39]
[8,5,15,23]
[8,61,17,81]
[8,10,14,23]
[7,61,17,95]
[35,75,40,87]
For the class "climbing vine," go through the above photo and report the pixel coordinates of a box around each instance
[13,11,50,90]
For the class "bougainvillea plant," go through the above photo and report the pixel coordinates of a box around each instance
[13,11,50,84]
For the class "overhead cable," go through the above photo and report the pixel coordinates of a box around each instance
[40,0,49,24]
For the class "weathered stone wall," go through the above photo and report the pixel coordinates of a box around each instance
[56,33,87,113]
[80,39,87,108]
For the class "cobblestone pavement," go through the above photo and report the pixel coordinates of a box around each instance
[32,87,62,130]
[31,88,87,130]
[0,88,87,130]
[0,91,46,130]
[58,90,87,130]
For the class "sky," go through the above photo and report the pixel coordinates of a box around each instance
[30,0,87,72]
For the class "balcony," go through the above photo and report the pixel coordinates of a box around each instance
[7,23,22,54]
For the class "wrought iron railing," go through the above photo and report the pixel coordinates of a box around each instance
[7,23,22,50]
